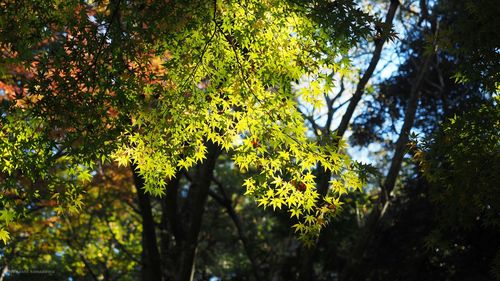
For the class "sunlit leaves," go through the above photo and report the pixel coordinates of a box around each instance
[105,0,363,242]
[0,0,366,244]
[0,228,10,244]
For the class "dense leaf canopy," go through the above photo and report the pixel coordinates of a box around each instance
[0,0,369,244]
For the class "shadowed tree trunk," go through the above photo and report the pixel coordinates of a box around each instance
[381,54,433,201]
[175,141,221,281]
[160,175,181,281]
[296,2,401,280]
[338,26,437,281]
[132,164,163,281]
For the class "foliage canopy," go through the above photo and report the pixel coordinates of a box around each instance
[0,0,369,244]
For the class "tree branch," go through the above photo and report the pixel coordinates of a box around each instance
[335,0,400,139]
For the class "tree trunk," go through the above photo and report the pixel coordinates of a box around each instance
[132,164,163,281]
[175,142,220,281]
[338,42,435,281]
[296,2,401,280]
[160,176,181,281]
[381,53,433,199]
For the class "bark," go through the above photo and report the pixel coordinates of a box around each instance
[132,164,163,281]
[175,142,220,281]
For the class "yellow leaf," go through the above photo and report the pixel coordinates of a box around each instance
[0,228,10,244]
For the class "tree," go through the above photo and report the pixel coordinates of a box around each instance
[1,0,372,280]
[0,163,141,281]
[334,0,500,280]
